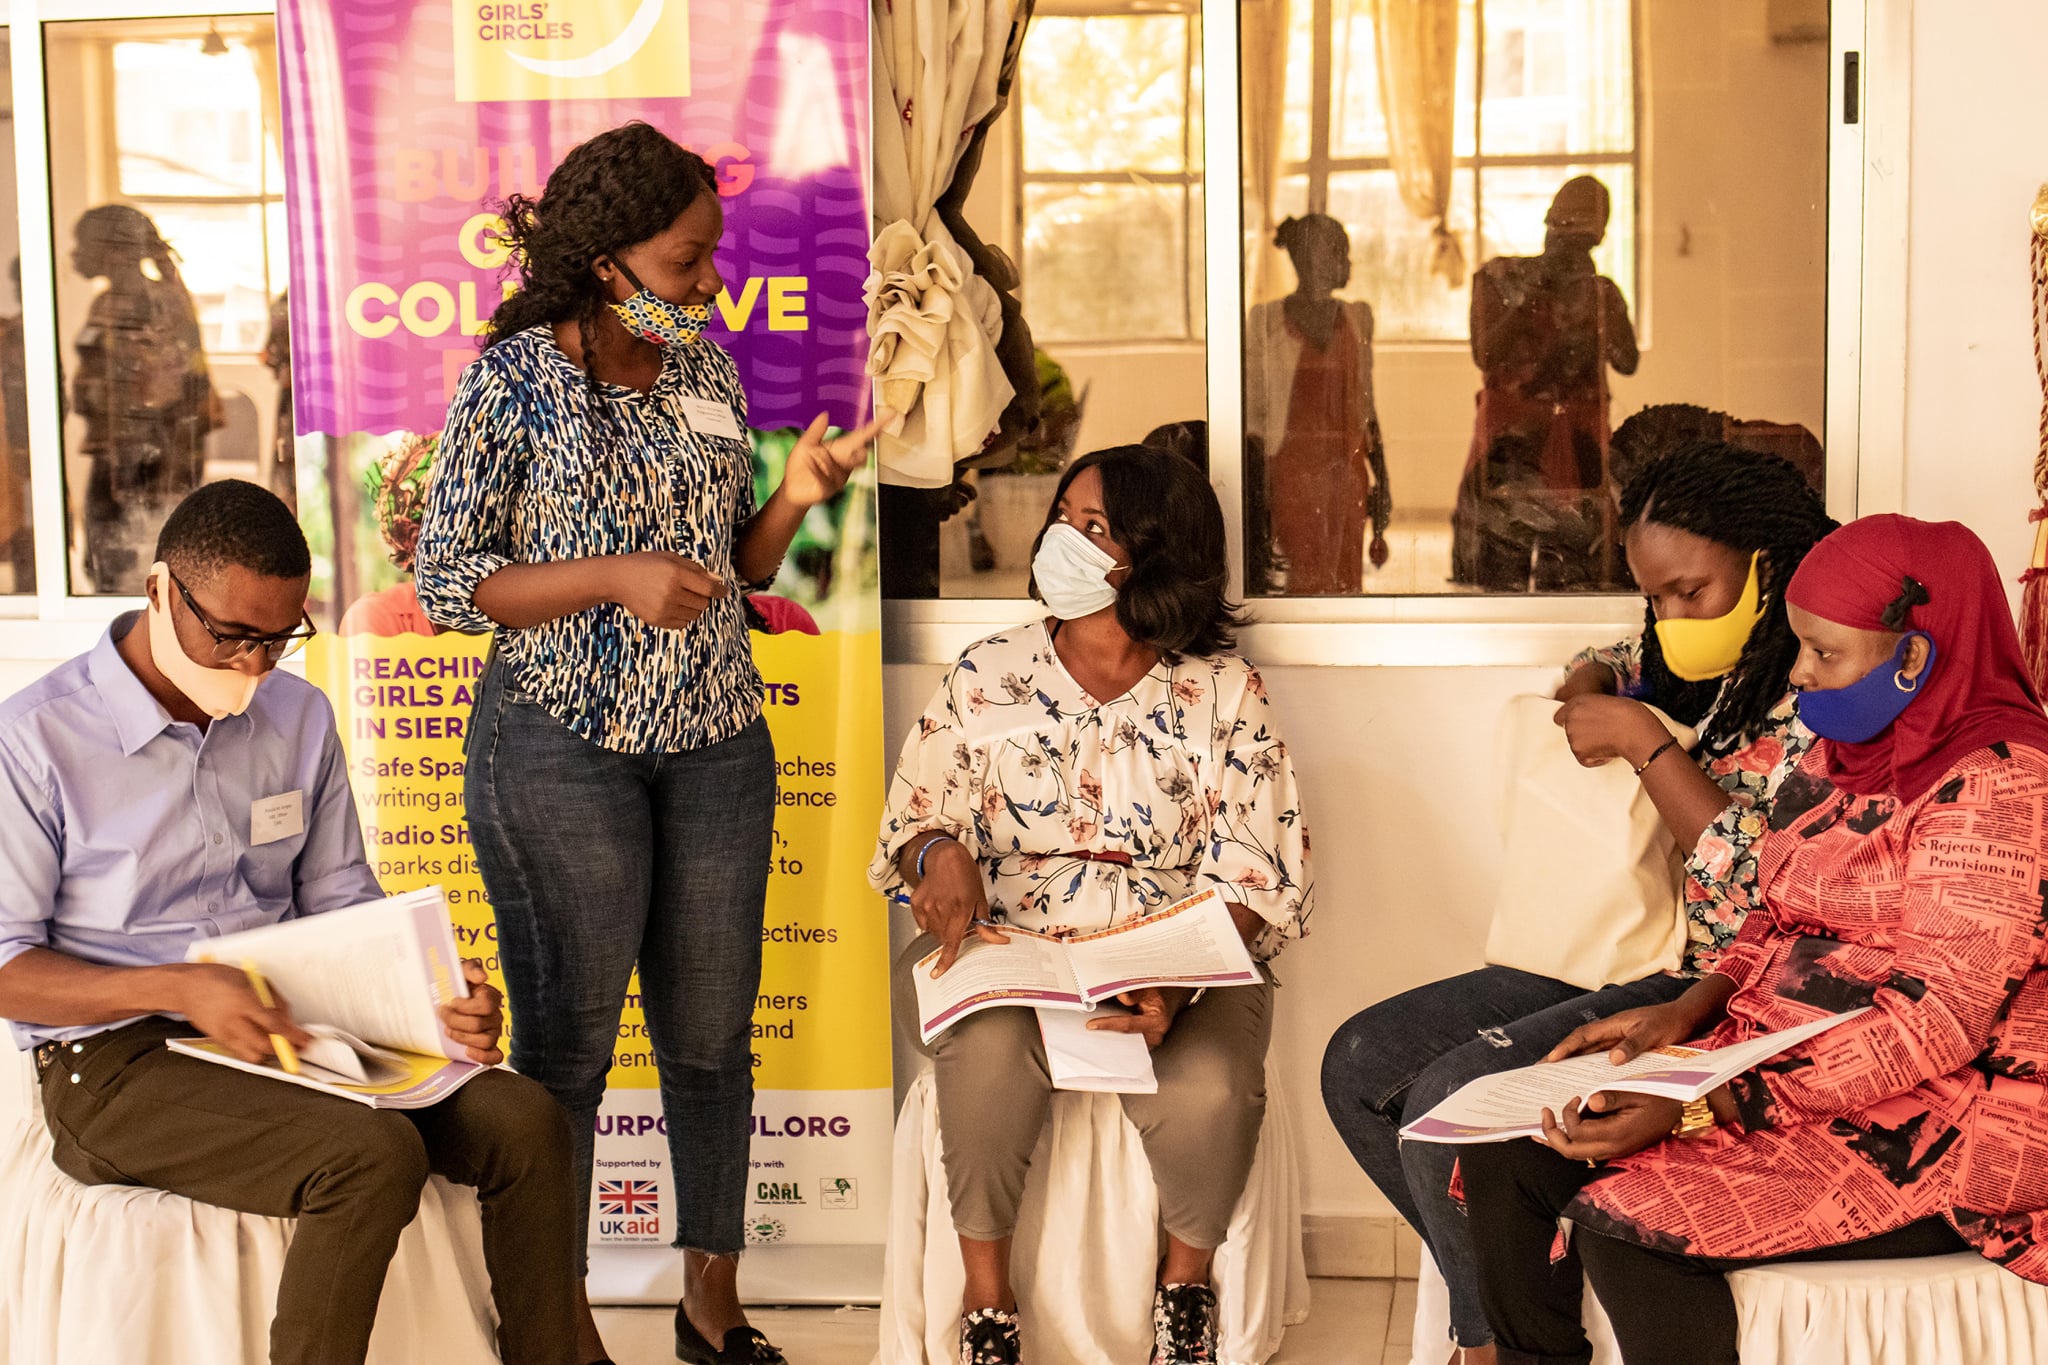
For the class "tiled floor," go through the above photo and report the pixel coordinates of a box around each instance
[593,1277,1420,1365]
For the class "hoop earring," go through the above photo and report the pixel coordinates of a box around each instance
[1894,670,1918,694]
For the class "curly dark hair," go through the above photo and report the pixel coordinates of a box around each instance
[157,479,310,584]
[481,122,716,394]
[1620,439,1837,754]
[1030,445,1248,661]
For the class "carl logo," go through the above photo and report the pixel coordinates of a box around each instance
[453,0,692,103]
[754,1180,806,1205]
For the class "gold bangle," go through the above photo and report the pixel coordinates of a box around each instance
[1671,1095,1718,1140]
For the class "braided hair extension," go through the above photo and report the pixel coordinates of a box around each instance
[481,122,716,416]
[1619,439,1838,755]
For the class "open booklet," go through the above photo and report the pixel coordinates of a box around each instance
[1400,1009,1869,1144]
[913,886,1262,1046]
[170,887,485,1109]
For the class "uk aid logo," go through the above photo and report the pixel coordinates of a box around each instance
[455,0,691,103]
[595,1178,663,1239]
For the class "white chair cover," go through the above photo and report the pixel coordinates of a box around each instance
[0,1050,500,1365]
[1413,1240,2048,1365]
[878,1057,1310,1365]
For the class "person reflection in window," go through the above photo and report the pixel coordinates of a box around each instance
[263,291,298,510]
[69,204,220,594]
[1453,175,1639,592]
[1245,214,1391,596]
[0,259,32,591]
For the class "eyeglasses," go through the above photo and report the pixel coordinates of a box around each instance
[169,571,318,663]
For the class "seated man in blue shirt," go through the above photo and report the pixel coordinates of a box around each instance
[0,481,580,1365]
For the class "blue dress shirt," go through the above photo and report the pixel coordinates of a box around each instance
[0,615,384,1047]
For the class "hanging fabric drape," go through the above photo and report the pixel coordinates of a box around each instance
[867,0,1024,488]
[2018,185,2048,692]
[1240,0,1293,307]
[1371,0,1465,285]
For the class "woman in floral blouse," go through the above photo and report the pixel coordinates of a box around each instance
[1465,515,2048,1364]
[1321,443,1835,1364]
[870,445,1312,1365]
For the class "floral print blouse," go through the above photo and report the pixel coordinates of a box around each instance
[868,623,1313,960]
[1573,634,1815,976]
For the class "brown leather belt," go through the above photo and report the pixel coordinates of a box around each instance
[1062,849,1134,867]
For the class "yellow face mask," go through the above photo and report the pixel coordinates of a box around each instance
[1653,551,1765,682]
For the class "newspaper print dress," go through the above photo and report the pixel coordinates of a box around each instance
[867,622,1314,960]
[1567,740,2048,1281]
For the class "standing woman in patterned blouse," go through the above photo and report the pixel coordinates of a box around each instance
[415,122,882,1365]
[869,445,1314,1365]
[1320,443,1834,1365]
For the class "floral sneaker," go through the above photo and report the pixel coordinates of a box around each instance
[960,1306,1021,1365]
[1151,1282,1219,1364]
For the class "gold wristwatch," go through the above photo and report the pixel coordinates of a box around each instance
[1671,1095,1718,1140]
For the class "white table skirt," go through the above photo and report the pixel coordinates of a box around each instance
[1412,1236,2048,1365]
[0,1049,500,1365]
[878,1058,1311,1365]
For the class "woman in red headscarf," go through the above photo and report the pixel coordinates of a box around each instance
[1458,514,2048,1365]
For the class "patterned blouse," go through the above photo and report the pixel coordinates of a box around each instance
[868,624,1313,960]
[415,326,765,754]
[1571,742,2048,1282]
[1573,634,1815,976]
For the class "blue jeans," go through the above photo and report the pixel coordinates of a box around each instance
[1319,966,1693,1348]
[466,660,775,1264]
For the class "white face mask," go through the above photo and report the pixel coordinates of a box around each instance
[146,562,264,720]
[1032,523,1125,620]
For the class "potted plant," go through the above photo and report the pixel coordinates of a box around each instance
[971,349,1087,573]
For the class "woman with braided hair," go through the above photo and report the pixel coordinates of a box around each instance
[1322,440,1836,1365]
[416,121,885,1365]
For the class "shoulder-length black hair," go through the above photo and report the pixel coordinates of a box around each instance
[481,121,716,358]
[1620,439,1837,754]
[1028,444,1247,661]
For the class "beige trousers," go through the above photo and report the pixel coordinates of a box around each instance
[894,934,1273,1248]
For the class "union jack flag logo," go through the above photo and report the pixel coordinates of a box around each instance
[597,1180,659,1216]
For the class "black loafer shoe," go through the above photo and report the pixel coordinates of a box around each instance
[674,1306,787,1364]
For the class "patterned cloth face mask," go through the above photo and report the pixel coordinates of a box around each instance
[608,257,711,347]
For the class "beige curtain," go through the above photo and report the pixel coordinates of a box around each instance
[1371,0,1465,284]
[867,0,1022,488]
[1240,0,1292,307]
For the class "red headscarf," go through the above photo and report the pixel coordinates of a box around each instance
[1786,514,2048,800]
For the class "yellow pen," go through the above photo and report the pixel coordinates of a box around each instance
[240,960,301,1076]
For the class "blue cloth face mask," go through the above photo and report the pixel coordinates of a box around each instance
[1795,632,1937,743]
[608,258,711,347]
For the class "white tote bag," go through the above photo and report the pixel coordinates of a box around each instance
[1485,695,1694,991]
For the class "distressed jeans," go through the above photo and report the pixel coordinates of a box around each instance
[1319,966,1693,1347]
[466,660,776,1265]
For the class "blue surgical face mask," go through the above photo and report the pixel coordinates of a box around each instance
[1795,632,1936,743]
[609,258,710,347]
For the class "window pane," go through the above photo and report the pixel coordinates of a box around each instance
[1329,168,1477,341]
[0,31,28,594]
[1021,16,1188,175]
[1023,182,1189,344]
[48,17,290,596]
[1479,0,1634,157]
[1327,0,1480,161]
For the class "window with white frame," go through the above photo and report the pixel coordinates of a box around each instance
[1016,4,1205,345]
[1273,0,1639,342]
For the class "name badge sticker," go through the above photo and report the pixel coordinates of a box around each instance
[680,395,744,441]
[251,790,306,847]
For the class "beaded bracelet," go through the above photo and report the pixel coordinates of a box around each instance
[1633,736,1680,778]
[916,835,959,881]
